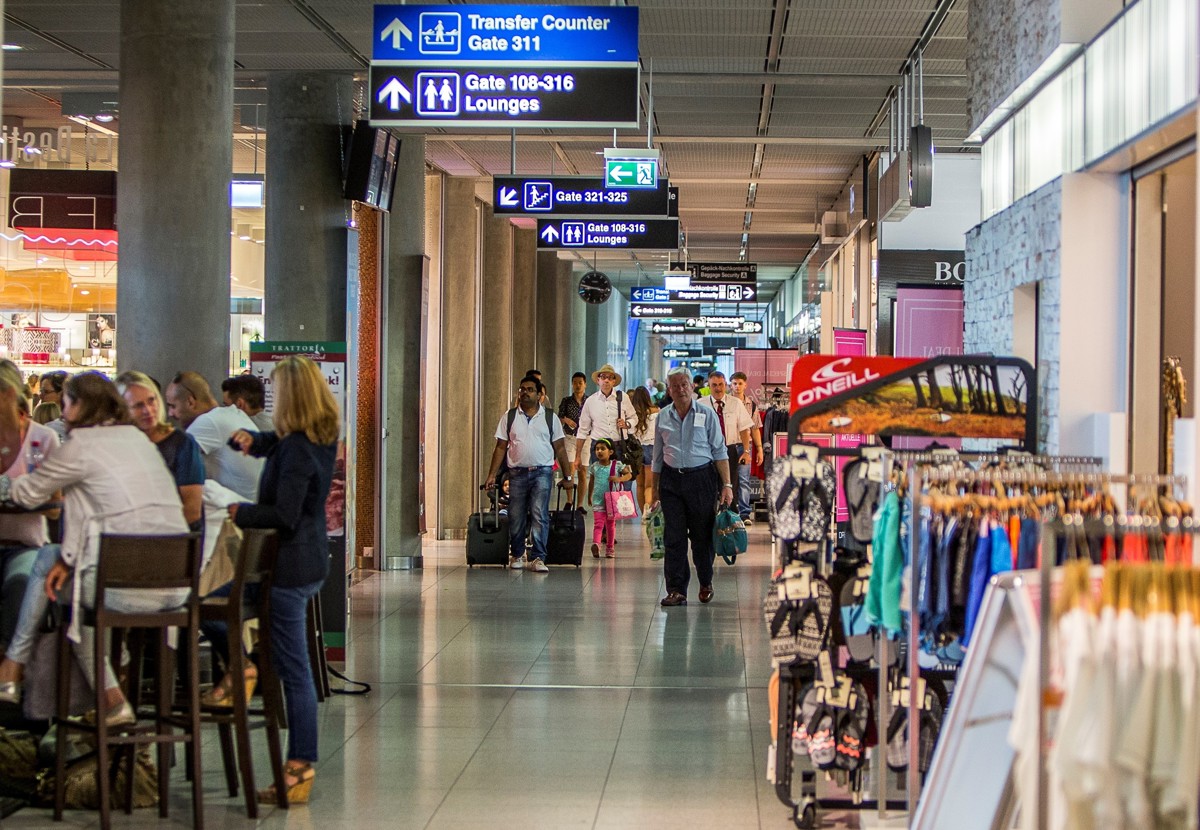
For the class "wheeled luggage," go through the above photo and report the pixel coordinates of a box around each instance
[545,486,584,567]
[467,485,510,567]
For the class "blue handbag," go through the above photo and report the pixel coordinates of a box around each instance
[713,508,748,565]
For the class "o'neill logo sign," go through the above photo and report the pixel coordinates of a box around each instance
[791,355,922,412]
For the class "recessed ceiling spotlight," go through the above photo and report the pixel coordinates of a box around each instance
[79,290,90,295]
[22,145,41,156]
[0,161,14,169]
[94,113,115,123]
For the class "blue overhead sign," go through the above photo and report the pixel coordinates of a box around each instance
[536,218,680,251]
[373,5,639,63]
[493,175,670,217]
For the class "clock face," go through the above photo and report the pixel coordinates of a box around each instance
[578,271,612,305]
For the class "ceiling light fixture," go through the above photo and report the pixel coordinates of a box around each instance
[2,44,22,51]
[94,113,115,123]
[22,145,41,156]
[79,290,90,295]
[0,161,16,169]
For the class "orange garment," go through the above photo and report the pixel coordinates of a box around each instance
[1008,514,1021,568]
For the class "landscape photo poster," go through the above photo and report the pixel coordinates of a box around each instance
[790,355,1034,446]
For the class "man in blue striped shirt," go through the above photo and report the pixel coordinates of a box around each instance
[650,368,733,607]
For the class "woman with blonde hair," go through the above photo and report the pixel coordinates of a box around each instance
[116,371,204,530]
[227,355,338,804]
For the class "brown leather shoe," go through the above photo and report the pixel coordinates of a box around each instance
[699,585,714,604]
[660,592,688,607]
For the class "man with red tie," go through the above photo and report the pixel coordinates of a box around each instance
[697,371,752,502]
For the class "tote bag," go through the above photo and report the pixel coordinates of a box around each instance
[603,461,639,520]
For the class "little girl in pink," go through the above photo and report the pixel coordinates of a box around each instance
[587,438,632,558]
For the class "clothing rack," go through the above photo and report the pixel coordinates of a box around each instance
[904,467,1185,829]
[769,446,1106,827]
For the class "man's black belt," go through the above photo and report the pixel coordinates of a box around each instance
[664,463,714,474]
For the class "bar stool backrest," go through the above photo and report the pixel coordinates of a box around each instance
[231,528,279,605]
[95,533,201,605]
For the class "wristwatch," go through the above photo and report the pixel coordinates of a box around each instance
[722,483,733,490]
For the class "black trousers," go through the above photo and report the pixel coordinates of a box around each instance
[659,462,720,595]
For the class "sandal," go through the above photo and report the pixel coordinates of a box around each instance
[258,761,315,805]
[201,666,257,708]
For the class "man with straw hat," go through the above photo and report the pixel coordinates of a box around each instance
[574,364,636,515]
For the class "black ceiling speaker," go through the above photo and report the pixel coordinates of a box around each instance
[578,271,612,304]
[909,124,933,208]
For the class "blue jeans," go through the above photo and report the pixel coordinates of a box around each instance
[737,461,752,519]
[507,466,553,561]
[0,544,39,653]
[270,581,322,763]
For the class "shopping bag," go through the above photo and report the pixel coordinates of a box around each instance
[200,518,241,596]
[643,503,666,559]
[713,507,747,564]
[604,488,639,521]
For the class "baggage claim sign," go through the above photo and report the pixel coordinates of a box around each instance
[369,5,639,129]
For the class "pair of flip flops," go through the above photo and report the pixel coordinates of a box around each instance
[764,575,833,663]
[791,678,871,772]
[885,690,944,773]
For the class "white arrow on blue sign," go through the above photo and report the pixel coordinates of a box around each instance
[498,187,519,208]
[377,77,411,111]
[540,225,560,244]
[380,18,413,50]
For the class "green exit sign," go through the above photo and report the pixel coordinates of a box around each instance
[605,159,658,189]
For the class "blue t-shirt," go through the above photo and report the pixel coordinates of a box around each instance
[156,428,205,488]
[589,460,630,508]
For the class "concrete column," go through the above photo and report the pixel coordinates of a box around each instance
[439,178,482,535]
[265,72,354,342]
[535,251,560,395]
[480,210,514,455]
[422,173,445,535]
[380,135,426,568]
[568,267,588,382]
[584,301,604,378]
[547,259,573,402]
[117,0,234,388]
[511,228,538,383]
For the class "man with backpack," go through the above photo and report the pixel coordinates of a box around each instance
[484,376,574,573]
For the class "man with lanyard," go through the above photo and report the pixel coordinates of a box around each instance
[574,363,636,477]
[651,368,734,607]
[697,370,752,523]
[729,371,764,525]
[484,377,575,573]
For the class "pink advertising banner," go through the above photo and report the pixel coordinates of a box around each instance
[832,328,868,357]
[894,287,964,449]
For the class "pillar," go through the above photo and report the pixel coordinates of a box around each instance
[511,227,538,384]
[480,210,514,456]
[117,0,234,389]
[379,135,426,567]
[584,301,604,379]
[550,259,574,401]
[568,266,588,382]
[535,251,560,398]
[265,72,354,342]
[438,178,482,535]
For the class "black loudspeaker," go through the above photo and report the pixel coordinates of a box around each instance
[909,124,933,208]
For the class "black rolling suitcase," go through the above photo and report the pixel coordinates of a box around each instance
[467,485,510,567]
[545,487,585,567]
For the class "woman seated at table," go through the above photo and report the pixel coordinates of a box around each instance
[0,359,60,655]
[0,372,188,725]
[117,371,204,532]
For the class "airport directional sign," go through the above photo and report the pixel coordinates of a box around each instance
[650,321,687,334]
[630,284,757,304]
[671,261,758,285]
[663,347,701,358]
[493,175,670,217]
[629,303,699,319]
[369,64,638,128]
[373,5,639,63]
[536,218,679,250]
[650,319,763,334]
[605,158,658,189]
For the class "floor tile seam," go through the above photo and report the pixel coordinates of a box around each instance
[629,568,667,685]
[420,682,521,830]
[590,666,638,829]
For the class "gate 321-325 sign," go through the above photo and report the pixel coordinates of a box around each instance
[370,5,639,129]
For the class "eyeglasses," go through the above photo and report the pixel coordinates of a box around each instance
[599,373,616,380]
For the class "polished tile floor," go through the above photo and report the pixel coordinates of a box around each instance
[7,520,904,829]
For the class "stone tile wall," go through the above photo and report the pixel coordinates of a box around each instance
[967,0,1061,133]
[964,178,1063,451]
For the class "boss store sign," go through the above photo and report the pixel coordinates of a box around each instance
[876,249,965,357]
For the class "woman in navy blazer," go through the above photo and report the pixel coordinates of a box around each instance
[228,356,337,805]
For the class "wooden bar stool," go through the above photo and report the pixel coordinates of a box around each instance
[191,528,287,817]
[52,533,203,830]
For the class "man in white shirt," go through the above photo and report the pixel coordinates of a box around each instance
[574,363,636,483]
[730,371,764,524]
[697,371,752,514]
[165,371,264,500]
[484,377,575,573]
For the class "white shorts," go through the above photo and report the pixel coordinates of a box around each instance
[565,437,591,467]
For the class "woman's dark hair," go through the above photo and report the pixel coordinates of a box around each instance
[40,371,68,395]
[629,386,653,434]
[63,371,133,430]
